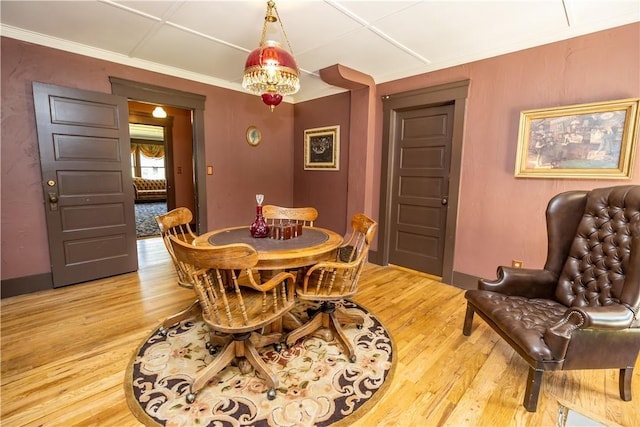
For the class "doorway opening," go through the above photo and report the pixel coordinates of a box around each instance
[128,104,183,239]
[110,78,207,271]
[110,77,208,241]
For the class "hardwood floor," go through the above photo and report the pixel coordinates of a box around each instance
[2,237,638,426]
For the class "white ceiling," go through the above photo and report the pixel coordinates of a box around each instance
[1,1,638,104]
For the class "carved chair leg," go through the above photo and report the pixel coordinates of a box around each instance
[329,312,356,362]
[619,367,633,401]
[282,311,304,331]
[208,331,231,348]
[161,299,201,331]
[244,339,279,390]
[191,340,236,393]
[524,367,543,412]
[262,317,283,335]
[334,306,364,326]
[285,312,323,347]
[463,303,475,336]
[249,331,282,349]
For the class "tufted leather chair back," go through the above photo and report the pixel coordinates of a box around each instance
[555,186,640,311]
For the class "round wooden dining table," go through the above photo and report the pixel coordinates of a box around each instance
[194,226,344,270]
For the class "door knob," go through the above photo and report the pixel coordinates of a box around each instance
[48,192,59,211]
[441,197,448,206]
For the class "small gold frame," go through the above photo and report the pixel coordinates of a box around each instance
[246,125,261,147]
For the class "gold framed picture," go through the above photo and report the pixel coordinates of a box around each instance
[304,125,340,170]
[514,98,639,179]
[246,125,261,147]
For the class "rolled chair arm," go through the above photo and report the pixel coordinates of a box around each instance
[479,266,558,299]
[544,304,637,360]
[305,246,368,277]
[245,271,296,295]
[306,259,359,275]
[566,305,637,330]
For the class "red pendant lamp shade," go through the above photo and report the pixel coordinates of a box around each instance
[242,1,300,111]
[244,42,297,71]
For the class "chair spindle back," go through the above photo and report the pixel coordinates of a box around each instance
[303,213,377,298]
[263,205,318,227]
[168,236,295,334]
[156,207,197,288]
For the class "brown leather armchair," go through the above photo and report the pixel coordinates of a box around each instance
[463,185,640,412]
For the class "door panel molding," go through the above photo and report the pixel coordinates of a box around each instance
[377,80,469,284]
[33,81,138,287]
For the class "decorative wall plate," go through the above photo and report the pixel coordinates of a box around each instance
[246,125,262,146]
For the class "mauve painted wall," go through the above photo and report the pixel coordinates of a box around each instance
[1,37,294,281]
[375,23,640,280]
[293,93,350,235]
[1,23,639,286]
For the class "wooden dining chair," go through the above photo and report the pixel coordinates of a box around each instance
[262,205,318,227]
[155,207,201,336]
[285,213,377,362]
[262,204,319,282]
[169,235,296,402]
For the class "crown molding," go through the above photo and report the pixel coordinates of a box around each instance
[0,24,297,104]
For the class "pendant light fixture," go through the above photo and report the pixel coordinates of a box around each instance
[242,1,300,112]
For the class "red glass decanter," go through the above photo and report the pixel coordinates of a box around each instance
[250,194,270,238]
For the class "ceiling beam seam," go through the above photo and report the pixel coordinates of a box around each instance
[164,21,250,52]
[323,0,431,64]
[99,0,188,58]
[367,26,432,64]
[127,21,166,59]
[98,0,163,22]
[561,0,574,27]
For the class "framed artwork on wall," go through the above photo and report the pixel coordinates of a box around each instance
[246,125,261,146]
[514,98,639,179]
[304,125,340,170]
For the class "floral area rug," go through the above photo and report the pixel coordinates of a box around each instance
[124,300,395,426]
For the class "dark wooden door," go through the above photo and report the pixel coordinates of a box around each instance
[33,82,138,287]
[388,103,454,276]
